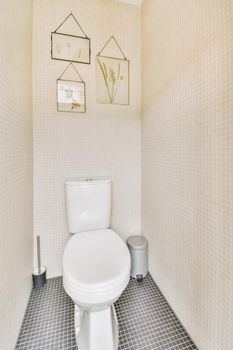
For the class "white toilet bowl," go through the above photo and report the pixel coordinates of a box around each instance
[63,228,131,350]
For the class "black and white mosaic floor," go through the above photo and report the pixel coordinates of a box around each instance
[16,274,198,350]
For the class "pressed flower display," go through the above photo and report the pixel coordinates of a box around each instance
[57,63,86,113]
[96,36,129,105]
[51,13,91,65]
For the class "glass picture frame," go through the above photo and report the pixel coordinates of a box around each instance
[57,79,86,113]
[51,32,91,64]
[96,55,129,105]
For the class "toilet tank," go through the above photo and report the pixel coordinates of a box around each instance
[65,178,111,234]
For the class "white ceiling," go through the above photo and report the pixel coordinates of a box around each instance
[116,0,144,6]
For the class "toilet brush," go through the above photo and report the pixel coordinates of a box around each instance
[32,236,47,288]
[37,235,41,275]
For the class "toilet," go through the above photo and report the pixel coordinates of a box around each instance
[63,177,131,350]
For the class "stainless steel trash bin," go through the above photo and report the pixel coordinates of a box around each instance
[127,235,148,281]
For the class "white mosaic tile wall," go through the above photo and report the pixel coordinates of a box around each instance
[0,1,33,349]
[142,1,233,350]
[33,0,141,278]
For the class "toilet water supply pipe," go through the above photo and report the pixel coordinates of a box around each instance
[37,236,41,275]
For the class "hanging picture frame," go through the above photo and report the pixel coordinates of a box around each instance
[96,36,129,106]
[57,63,86,113]
[51,13,91,64]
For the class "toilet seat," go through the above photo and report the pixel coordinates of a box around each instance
[63,229,131,306]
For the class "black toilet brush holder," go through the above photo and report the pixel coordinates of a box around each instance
[32,236,47,289]
[32,266,47,288]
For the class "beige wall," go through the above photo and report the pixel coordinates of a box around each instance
[0,1,33,349]
[141,1,233,349]
[33,0,141,278]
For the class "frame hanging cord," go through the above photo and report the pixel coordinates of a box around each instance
[98,36,127,60]
[54,12,88,38]
[58,63,84,82]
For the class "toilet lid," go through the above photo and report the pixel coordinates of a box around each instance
[63,229,131,291]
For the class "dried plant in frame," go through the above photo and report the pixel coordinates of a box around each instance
[57,63,86,113]
[96,56,129,105]
[52,33,90,64]
[51,13,91,64]
[57,80,86,113]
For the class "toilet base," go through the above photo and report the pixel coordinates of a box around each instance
[75,304,119,350]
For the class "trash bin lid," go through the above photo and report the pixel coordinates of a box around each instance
[127,235,148,251]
